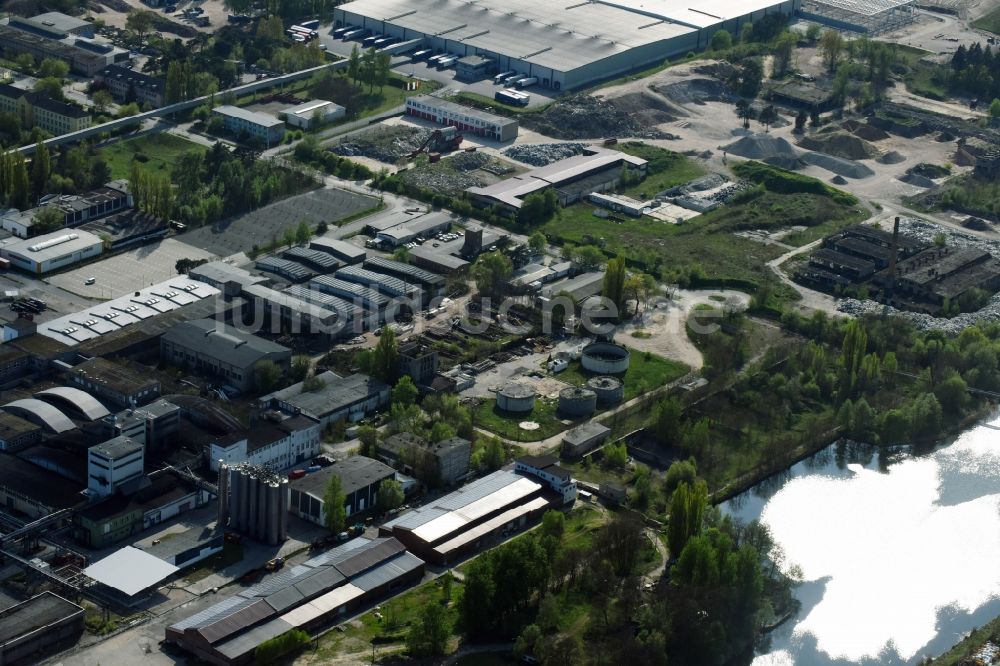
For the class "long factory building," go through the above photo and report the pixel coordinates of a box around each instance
[334,0,800,90]
[166,536,424,665]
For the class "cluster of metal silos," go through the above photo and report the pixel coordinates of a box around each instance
[218,462,288,546]
[558,386,597,417]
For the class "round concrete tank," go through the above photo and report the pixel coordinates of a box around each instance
[581,342,630,374]
[558,386,597,417]
[587,375,624,406]
[496,382,536,413]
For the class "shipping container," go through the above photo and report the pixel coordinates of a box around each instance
[515,76,538,89]
[412,49,432,61]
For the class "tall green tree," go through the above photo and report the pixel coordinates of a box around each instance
[819,29,844,72]
[322,474,347,533]
[30,142,50,200]
[8,153,29,210]
[667,480,707,556]
[347,44,361,84]
[372,326,399,382]
[602,254,627,314]
[375,51,392,92]
[125,9,156,45]
[391,375,419,405]
[473,251,512,301]
[361,47,378,92]
[377,478,405,512]
[406,601,450,656]
[253,359,283,393]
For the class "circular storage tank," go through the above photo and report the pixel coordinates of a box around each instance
[497,382,536,413]
[558,386,597,418]
[587,375,624,406]
[581,342,630,374]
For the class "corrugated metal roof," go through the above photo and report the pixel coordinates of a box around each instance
[168,595,257,632]
[279,583,364,628]
[293,566,346,599]
[434,496,550,556]
[310,275,389,307]
[333,538,405,578]
[263,585,305,613]
[214,617,294,660]
[242,564,315,597]
[351,551,424,592]
[302,536,370,568]
[196,599,275,645]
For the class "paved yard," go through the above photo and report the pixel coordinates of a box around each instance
[177,188,379,257]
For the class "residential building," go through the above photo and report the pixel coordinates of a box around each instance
[0,230,103,274]
[208,413,321,472]
[288,455,396,526]
[0,84,91,138]
[281,99,345,129]
[405,95,518,142]
[515,455,577,504]
[212,105,285,147]
[161,319,292,392]
[93,64,166,107]
[87,436,144,498]
[259,371,389,426]
[65,357,161,408]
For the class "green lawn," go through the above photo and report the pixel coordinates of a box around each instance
[473,398,571,442]
[101,134,207,180]
[315,576,462,659]
[897,45,949,100]
[972,6,1000,34]
[556,349,689,401]
[616,142,707,198]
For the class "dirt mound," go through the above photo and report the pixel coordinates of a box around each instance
[852,124,890,142]
[953,147,977,167]
[523,94,675,139]
[764,155,805,170]
[878,151,906,164]
[907,163,951,179]
[899,172,936,188]
[937,131,956,142]
[831,175,848,185]
[797,131,879,160]
[800,151,875,178]
[654,78,739,106]
[722,134,797,159]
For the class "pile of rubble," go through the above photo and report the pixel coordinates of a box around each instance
[398,162,488,196]
[798,131,880,160]
[332,126,431,163]
[837,218,1000,333]
[522,94,678,140]
[503,143,588,166]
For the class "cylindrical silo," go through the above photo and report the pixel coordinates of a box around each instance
[266,482,280,545]
[217,462,229,528]
[233,467,247,531]
[581,342,630,374]
[247,469,259,536]
[496,382,536,413]
[558,386,597,417]
[587,375,624,406]
[278,478,289,542]
[255,474,269,541]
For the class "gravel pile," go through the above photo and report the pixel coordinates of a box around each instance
[522,94,677,140]
[398,168,486,196]
[837,218,1000,334]
[722,134,797,159]
[653,78,739,105]
[878,151,906,164]
[800,151,874,179]
[503,143,588,166]
[798,131,879,160]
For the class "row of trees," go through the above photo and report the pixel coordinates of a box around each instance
[346,45,393,94]
[950,42,1000,110]
[129,162,174,219]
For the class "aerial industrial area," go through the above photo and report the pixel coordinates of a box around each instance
[0,0,998,663]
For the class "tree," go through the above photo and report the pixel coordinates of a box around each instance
[541,510,565,540]
[603,254,627,314]
[30,142,50,199]
[664,458,697,496]
[518,190,559,226]
[819,29,844,72]
[372,326,399,382]
[357,424,378,457]
[253,360,283,394]
[481,436,506,471]
[375,52,392,92]
[8,153,30,210]
[653,397,684,446]
[175,257,207,274]
[33,78,65,102]
[573,245,605,270]
[37,58,69,80]
[165,61,186,104]
[528,231,547,255]
[806,22,821,43]
[294,220,311,245]
[32,206,64,234]
[392,375,419,406]
[667,480,707,556]
[514,624,542,660]
[347,44,361,84]
[290,355,311,382]
[254,629,310,665]
[361,47,378,92]
[759,105,778,132]
[406,601,449,656]
[772,31,797,78]
[473,251,512,301]
[377,478,404,512]
[710,29,732,51]
[990,98,1000,118]
[735,98,752,130]
[15,53,34,74]
[322,474,347,533]
[92,89,114,115]
[125,9,156,45]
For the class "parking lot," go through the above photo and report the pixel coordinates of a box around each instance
[46,239,216,300]
[176,187,379,257]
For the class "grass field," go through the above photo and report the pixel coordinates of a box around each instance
[101,134,207,180]
[473,398,570,441]
[972,6,1000,34]
[556,350,689,401]
[616,142,707,198]
[898,45,949,100]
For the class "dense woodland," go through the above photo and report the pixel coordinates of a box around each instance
[949,42,1000,105]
